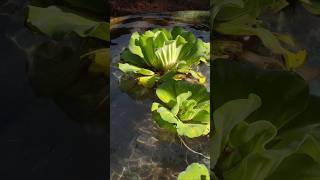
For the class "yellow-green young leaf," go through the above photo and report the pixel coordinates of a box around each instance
[178,163,210,180]
[176,121,210,138]
[137,75,159,88]
[284,50,307,70]
[27,6,109,41]
[190,70,206,84]
[88,48,109,75]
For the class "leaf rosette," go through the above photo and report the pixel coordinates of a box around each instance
[151,80,210,138]
[118,27,210,88]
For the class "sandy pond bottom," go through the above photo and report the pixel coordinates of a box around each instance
[110,13,210,179]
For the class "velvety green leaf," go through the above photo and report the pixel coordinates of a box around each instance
[212,93,262,166]
[27,5,109,41]
[120,49,146,67]
[31,0,106,15]
[156,80,209,108]
[118,63,155,76]
[171,92,192,116]
[211,0,244,25]
[176,121,210,138]
[215,15,307,69]
[301,0,320,15]
[223,124,320,180]
[120,27,210,79]
[266,154,320,180]
[87,48,109,75]
[152,102,209,138]
[212,60,309,128]
[152,80,210,138]
[178,163,210,180]
[137,75,159,88]
[128,32,145,60]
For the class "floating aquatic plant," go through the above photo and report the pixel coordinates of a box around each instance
[151,80,210,138]
[118,27,210,87]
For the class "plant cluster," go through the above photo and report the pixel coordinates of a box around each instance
[118,27,211,179]
[119,27,210,88]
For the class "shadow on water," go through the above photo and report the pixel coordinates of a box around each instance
[110,13,210,179]
[0,1,106,179]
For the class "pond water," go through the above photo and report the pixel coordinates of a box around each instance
[110,13,210,179]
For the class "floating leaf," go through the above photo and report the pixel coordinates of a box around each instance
[152,80,210,138]
[27,5,109,41]
[178,163,210,180]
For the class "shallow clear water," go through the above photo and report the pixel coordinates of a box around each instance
[110,13,210,179]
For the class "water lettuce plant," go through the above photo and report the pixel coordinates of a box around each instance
[118,27,210,87]
[151,80,210,138]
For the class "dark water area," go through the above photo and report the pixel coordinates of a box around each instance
[110,0,209,16]
[0,1,106,179]
[110,13,210,179]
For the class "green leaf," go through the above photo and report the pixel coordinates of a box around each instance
[301,0,320,15]
[211,0,244,25]
[212,93,262,166]
[27,5,109,41]
[214,6,307,69]
[118,63,155,76]
[213,60,309,128]
[152,80,210,138]
[86,48,109,75]
[176,121,210,138]
[30,0,106,15]
[156,80,209,108]
[137,75,159,88]
[178,163,210,180]
[171,92,192,116]
[119,27,210,79]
